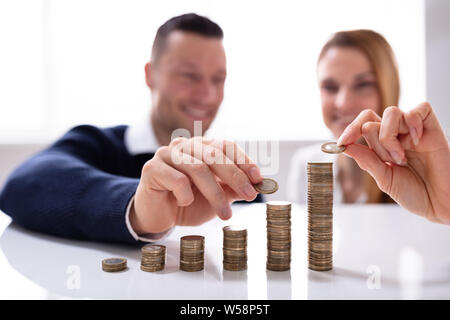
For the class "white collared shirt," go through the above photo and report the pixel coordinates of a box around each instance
[123,116,173,242]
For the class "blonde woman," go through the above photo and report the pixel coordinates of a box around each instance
[287,29,400,204]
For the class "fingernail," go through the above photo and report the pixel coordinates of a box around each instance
[221,205,232,219]
[390,151,403,165]
[249,167,262,181]
[242,183,256,199]
[337,136,345,147]
[410,127,419,146]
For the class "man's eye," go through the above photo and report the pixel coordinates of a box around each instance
[213,77,225,85]
[322,84,338,93]
[181,72,198,80]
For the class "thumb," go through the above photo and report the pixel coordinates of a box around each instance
[344,143,392,193]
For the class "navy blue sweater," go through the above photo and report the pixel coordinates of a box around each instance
[0,125,261,244]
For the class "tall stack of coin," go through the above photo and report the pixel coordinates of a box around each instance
[307,162,333,271]
[180,235,205,272]
[266,201,291,271]
[140,244,166,272]
[223,226,247,271]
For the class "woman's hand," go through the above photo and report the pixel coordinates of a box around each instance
[337,102,450,224]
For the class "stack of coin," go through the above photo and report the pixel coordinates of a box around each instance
[140,244,166,272]
[180,235,205,272]
[307,162,333,271]
[266,201,291,271]
[102,258,127,272]
[223,225,247,271]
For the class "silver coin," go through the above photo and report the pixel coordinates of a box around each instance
[321,142,346,154]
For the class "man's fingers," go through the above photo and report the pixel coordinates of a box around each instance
[206,139,263,184]
[379,106,409,164]
[157,146,232,220]
[343,143,392,194]
[178,139,258,201]
[337,109,381,146]
[142,160,194,207]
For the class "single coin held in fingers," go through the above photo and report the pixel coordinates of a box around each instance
[321,142,346,154]
[254,178,279,194]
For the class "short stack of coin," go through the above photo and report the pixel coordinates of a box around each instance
[102,258,127,272]
[266,201,291,271]
[140,244,166,272]
[180,235,205,272]
[307,162,333,271]
[223,226,247,271]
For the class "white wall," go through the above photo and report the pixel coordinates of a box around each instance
[426,0,450,132]
[0,0,426,143]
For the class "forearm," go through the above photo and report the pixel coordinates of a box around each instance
[0,151,140,243]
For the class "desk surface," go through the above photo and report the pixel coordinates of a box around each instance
[0,203,449,300]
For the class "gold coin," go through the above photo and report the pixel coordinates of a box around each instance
[254,178,279,194]
[102,258,127,272]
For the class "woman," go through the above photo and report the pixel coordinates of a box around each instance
[287,29,400,204]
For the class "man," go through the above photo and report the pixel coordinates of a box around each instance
[0,13,263,244]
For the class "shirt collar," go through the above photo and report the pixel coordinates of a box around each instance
[124,117,160,155]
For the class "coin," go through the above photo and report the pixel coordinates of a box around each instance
[266,201,291,271]
[141,244,166,272]
[321,142,346,154]
[102,258,127,272]
[254,178,279,194]
[223,225,247,271]
[180,235,205,272]
[307,162,333,272]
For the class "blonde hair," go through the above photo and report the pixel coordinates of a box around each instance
[319,29,400,203]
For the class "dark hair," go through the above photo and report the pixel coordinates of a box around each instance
[151,13,223,64]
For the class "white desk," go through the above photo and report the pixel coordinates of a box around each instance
[0,203,449,299]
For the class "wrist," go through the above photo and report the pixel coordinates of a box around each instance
[129,201,146,235]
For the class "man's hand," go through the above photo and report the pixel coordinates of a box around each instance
[129,137,263,234]
[337,102,450,224]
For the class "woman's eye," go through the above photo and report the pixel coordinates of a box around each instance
[355,82,375,89]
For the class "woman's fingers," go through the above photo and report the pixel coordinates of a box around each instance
[361,121,393,163]
[343,143,392,194]
[379,107,410,164]
[337,109,382,146]
[404,101,440,146]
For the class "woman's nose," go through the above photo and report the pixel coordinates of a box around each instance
[334,88,354,110]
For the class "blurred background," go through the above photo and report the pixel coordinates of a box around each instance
[0,0,449,196]
[3,0,450,142]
